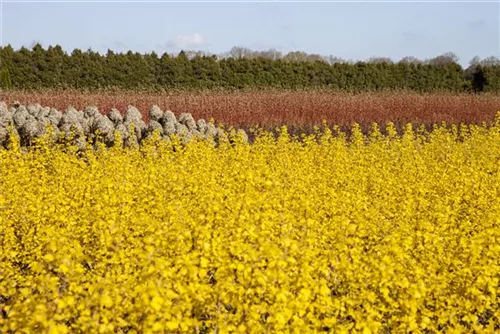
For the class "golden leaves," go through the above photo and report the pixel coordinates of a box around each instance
[1,122,500,332]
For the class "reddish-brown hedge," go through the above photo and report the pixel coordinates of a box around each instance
[3,89,499,127]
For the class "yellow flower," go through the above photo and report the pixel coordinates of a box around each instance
[1,121,499,332]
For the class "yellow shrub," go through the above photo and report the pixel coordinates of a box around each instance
[1,120,499,333]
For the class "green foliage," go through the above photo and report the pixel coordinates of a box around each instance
[0,44,498,93]
[471,66,487,93]
[481,66,500,92]
[0,67,13,89]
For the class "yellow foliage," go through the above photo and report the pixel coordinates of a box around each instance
[1,120,500,332]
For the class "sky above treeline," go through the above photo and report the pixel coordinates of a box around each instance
[1,1,499,67]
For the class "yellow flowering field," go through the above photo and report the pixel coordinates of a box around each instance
[1,120,500,333]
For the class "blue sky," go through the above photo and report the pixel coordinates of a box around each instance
[1,1,499,67]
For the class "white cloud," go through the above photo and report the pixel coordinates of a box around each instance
[166,33,207,49]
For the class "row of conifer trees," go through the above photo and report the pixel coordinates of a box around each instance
[0,44,498,92]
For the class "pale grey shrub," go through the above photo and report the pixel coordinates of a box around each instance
[27,104,41,117]
[124,106,142,123]
[136,120,147,139]
[125,119,147,141]
[163,121,176,136]
[148,120,163,136]
[83,106,100,132]
[188,129,203,141]
[84,106,99,119]
[0,103,10,127]
[5,114,14,127]
[114,123,129,140]
[75,109,85,125]
[93,114,115,144]
[48,108,62,126]
[12,106,29,128]
[61,107,78,125]
[0,126,7,144]
[60,107,84,136]
[182,129,202,144]
[60,122,84,137]
[37,118,51,135]
[196,119,207,133]
[161,110,177,124]
[174,122,189,136]
[4,103,245,148]
[148,105,163,122]
[37,107,50,119]
[0,102,8,115]
[21,117,41,140]
[81,119,91,135]
[205,123,218,137]
[93,114,114,134]
[108,108,123,124]
[124,106,146,140]
[178,112,197,131]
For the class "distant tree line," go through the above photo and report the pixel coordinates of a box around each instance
[0,44,499,92]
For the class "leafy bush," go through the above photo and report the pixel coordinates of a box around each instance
[1,117,500,332]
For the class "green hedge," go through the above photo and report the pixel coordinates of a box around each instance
[1,44,498,92]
